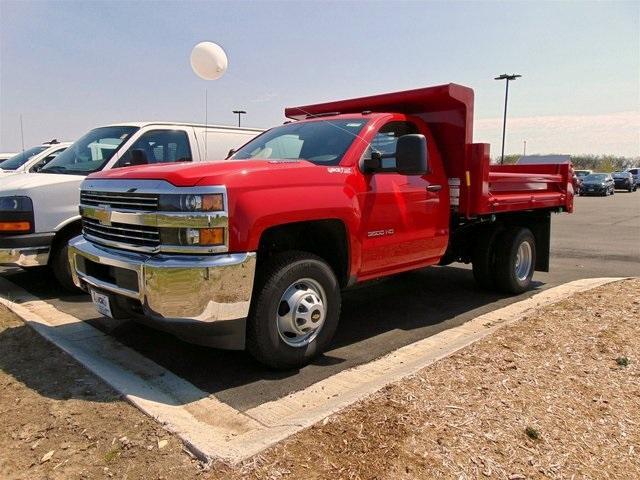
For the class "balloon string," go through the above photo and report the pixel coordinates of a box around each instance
[205,88,208,161]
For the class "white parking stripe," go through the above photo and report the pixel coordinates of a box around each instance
[0,276,625,463]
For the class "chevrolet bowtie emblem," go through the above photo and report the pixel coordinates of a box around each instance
[95,205,112,226]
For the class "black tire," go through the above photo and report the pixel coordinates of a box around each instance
[51,236,81,292]
[246,251,341,370]
[472,228,500,290]
[492,227,536,294]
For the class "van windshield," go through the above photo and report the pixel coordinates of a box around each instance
[231,119,366,166]
[40,126,138,175]
[0,145,48,170]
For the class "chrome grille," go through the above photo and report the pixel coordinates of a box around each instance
[80,191,159,211]
[82,217,160,250]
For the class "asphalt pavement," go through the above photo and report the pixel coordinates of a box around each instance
[1,191,638,411]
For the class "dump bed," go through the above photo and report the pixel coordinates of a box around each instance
[286,83,574,218]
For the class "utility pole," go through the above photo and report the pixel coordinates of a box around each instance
[523,140,527,156]
[494,74,521,164]
[20,114,25,151]
[232,110,246,127]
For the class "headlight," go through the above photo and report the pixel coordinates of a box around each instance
[158,193,224,212]
[0,196,34,233]
[0,196,33,212]
[160,227,225,247]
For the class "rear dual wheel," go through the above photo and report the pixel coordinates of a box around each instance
[472,227,536,294]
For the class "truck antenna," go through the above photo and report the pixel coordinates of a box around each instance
[20,114,25,152]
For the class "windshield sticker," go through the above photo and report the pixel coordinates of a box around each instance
[327,167,353,174]
[346,123,363,127]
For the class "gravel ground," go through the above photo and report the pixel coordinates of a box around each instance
[1,278,638,479]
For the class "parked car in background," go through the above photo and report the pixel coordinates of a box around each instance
[628,167,640,189]
[0,122,263,289]
[579,173,615,196]
[574,169,593,178]
[0,153,18,165]
[612,171,636,192]
[0,140,71,177]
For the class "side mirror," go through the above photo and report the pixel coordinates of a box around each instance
[128,149,148,166]
[396,134,427,175]
[226,148,237,159]
[362,150,382,173]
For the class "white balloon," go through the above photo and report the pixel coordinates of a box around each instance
[190,42,228,80]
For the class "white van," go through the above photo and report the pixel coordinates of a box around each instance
[0,122,263,288]
[0,141,71,177]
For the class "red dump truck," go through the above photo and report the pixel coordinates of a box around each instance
[68,84,574,369]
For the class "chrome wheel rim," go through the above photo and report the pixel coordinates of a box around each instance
[515,241,533,282]
[276,278,326,347]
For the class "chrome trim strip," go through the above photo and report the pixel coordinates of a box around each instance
[69,237,256,324]
[80,205,228,229]
[0,246,50,267]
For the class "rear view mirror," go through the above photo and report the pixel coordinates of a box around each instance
[362,151,382,173]
[395,134,427,175]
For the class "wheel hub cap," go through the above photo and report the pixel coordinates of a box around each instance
[277,278,326,347]
[515,241,533,282]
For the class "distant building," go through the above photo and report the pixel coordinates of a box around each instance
[517,154,571,165]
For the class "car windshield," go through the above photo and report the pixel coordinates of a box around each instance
[584,174,607,181]
[39,126,138,175]
[575,171,590,177]
[0,145,48,170]
[231,119,367,165]
[612,172,627,178]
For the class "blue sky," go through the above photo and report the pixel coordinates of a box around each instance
[1,1,638,156]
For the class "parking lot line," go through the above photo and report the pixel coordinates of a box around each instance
[0,276,625,463]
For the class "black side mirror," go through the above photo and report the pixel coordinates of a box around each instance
[362,150,382,174]
[128,149,148,166]
[226,148,237,159]
[396,134,427,175]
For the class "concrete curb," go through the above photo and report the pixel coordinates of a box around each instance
[0,276,626,464]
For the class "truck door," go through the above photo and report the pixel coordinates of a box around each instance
[358,120,448,276]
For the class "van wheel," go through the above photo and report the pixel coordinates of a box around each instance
[246,251,341,370]
[472,228,500,290]
[493,227,536,294]
[51,235,81,292]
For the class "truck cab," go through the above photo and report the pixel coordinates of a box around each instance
[68,84,573,369]
[0,122,262,288]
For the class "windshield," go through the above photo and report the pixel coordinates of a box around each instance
[584,174,607,181]
[612,172,627,178]
[0,145,48,170]
[575,171,590,177]
[40,126,138,175]
[232,119,366,165]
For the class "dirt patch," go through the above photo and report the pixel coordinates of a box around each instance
[0,306,214,479]
[1,279,638,479]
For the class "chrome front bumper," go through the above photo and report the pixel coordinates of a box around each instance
[68,237,257,346]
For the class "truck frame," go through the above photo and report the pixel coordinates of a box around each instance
[68,84,574,369]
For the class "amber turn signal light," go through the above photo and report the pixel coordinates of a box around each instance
[0,221,31,232]
[199,227,225,246]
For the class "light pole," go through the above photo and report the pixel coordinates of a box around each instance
[523,140,527,156]
[494,74,521,164]
[232,110,246,127]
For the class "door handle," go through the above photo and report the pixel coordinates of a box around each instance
[426,184,442,192]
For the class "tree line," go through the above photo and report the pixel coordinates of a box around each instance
[494,154,639,172]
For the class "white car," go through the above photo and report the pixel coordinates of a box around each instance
[0,141,71,177]
[0,122,263,288]
[0,152,18,164]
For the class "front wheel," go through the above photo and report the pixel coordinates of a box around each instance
[493,227,536,294]
[246,252,341,370]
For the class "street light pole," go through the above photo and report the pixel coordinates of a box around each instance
[494,73,521,164]
[232,110,246,127]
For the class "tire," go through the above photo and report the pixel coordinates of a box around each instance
[51,236,81,292]
[472,228,500,290]
[492,227,536,294]
[246,251,341,370]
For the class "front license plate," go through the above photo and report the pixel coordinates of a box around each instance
[90,290,113,318]
[588,188,594,191]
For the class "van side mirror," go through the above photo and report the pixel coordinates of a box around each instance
[226,148,237,159]
[396,134,427,175]
[128,149,148,166]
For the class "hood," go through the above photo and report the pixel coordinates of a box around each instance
[0,172,83,195]
[88,159,338,188]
